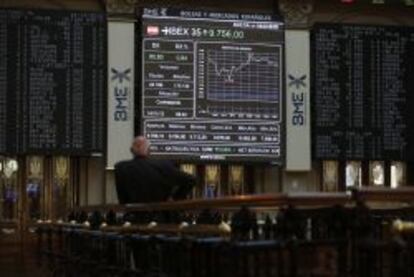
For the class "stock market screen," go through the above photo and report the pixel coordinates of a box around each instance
[312,23,414,161]
[0,9,106,155]
[140,8,284,162]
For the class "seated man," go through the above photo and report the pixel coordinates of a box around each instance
[114,136,196,204]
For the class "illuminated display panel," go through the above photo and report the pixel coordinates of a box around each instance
[312,23,414,161]
[140,8,284,162]
[0,9,106,155]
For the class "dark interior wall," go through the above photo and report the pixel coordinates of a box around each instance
[0,0,277,12]
[0,0,412,25]
[312,1,414,25]
[129,0,276,12]
[0,0,105,11]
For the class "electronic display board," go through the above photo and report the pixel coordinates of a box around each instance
[140,8,284,162]
[0,9,106,155]
[312,23,414,161]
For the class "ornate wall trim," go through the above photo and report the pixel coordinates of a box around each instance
[279,0,313,28]
[106,0,135,15]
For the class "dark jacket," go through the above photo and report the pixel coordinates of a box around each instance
[114,156,196,204]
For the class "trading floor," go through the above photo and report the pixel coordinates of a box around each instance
[0,0,414,276]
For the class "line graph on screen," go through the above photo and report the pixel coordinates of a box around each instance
[206,46,280,102]
[197,43,282,119]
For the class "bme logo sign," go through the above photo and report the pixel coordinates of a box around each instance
[111,67,131,121]
[288,74,307,126]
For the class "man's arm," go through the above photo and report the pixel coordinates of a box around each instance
[155,161,196,200]
[170,170,196,200]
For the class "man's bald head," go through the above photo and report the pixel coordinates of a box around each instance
[131,136,150,157]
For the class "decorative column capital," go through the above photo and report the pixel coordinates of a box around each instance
[278,0,314,29]
[106,0,136,15]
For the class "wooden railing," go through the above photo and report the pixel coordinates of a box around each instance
[70,187,414,215]
[34,187,414,277]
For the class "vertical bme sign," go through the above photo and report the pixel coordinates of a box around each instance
[285,30,311,171]
[107,21,135,169]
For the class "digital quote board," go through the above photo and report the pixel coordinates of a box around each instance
[0,9,106,155]
[312,23,414,161]
[140,8,284,162]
